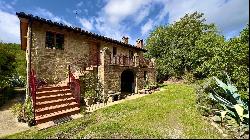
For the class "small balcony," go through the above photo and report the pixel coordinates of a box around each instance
[109,55,135,67]
[108,54,154,68]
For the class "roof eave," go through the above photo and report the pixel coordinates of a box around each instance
[16,12,147,52]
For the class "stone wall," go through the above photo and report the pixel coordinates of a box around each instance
[30,21,91,84]
[103,66,156,94]
[100,47,156,94]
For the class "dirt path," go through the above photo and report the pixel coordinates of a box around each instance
[0,94,30,137]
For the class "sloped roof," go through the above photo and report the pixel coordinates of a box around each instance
[16,12,147,52]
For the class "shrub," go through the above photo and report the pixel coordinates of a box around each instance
[11,96,35,126]
[9,74,26,87]
[196,74,249,138]
[195,78,222,117]
[182,71,196,84]
[11,102,23,121]
[23,96,35,126]
[11,102,23,115]
[79,72,103,102]
[0,42,26,88]
[209,75,249,126]
[0,43,16,88]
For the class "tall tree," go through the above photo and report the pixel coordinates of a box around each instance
[145,12,217,80]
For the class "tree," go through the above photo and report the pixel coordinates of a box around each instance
[145,12,217,80]
[225,25,249,98]
[195,25,249,97]
[0,42,16,88]
[193,32,226,79]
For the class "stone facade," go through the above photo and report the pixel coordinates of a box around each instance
[28,20,156,95]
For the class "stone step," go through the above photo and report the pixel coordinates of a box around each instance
[35,107,80,124]
[36,86,69,92]
[36,92,73,103]
[35,102,78,116]
[36,89,71,97]
[36,97,76,109]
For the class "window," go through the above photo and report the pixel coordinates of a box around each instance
[113,47,117,56]
[45,31,55,49]
[45,31,64,50]
[129,50,134,59]
[144,71,148,81]
[55,34,64,50]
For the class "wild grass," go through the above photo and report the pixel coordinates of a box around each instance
[3,84,225,139]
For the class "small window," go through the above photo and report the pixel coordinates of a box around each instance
[45,31,55,49]
[129,50,134,59]
[144,71,148,81]
[113,47,117,56]
[45,31,64,50]
[55,34,64,50]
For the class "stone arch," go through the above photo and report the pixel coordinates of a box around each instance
[121,69,135,93]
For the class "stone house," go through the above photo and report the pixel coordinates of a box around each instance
[16,12,156,124]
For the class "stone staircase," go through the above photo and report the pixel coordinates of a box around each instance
[35,85,80,124]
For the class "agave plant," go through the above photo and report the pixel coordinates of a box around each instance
[209,74,249,126]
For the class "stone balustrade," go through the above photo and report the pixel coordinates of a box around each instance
[107,53,154,68]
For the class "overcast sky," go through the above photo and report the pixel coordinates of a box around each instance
[0,0,249,45]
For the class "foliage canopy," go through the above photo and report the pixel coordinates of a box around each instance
[145,12,249,99]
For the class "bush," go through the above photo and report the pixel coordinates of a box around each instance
[182,71,196,84]
[79,72,103,102]
[23,96,35,126]
[196,74,249,138]
[11,96,35,126]
[11,102,23,120]
[9,74,26,87]
[0,44,16,88]
[0,42,26,88]
[195,78,222,117]
[209,75,249,123]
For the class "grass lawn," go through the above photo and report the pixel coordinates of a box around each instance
[3,83,226,139]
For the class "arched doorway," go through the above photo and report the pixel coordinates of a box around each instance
[121,69,135,94]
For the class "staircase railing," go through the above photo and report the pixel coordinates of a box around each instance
[68,65,81,107]
[29,69,37,122]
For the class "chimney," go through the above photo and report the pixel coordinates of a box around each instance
[122,36,129,44]
[136,39,143,48]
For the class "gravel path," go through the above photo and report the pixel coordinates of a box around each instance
[0,94,30,137]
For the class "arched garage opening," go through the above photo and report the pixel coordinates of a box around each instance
[121,69,135,94]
